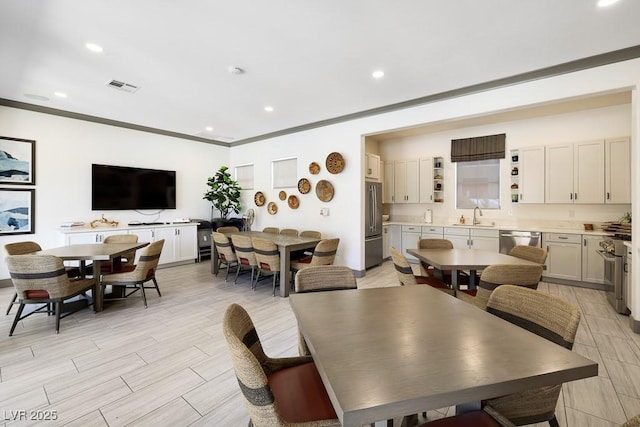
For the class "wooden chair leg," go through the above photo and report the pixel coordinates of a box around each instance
[9,304,25,336]
[6,292,17,315]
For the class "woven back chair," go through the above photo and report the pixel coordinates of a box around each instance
[4,241,43,315]
[280,228,299,236]
[100,239,165,308]
[262,227,279,234]
[230,234,258,287]
[484,285,581,426]
[252,237,281,296]
[390,247,453,295]
[103,234,139,270]
[291,230,322,260]
[294,265,357,356]
[216,226,240,233]
[623,415,640,427]
[291,238,339,270]
[417,238,466,286]
[212,232,238,282]
[300,230,321,239]
[5,254,94,335]
[222,303,340,426]
[509,245,548,264]
[457,264,544,310]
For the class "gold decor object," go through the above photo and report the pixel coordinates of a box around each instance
[279,191,287,200]
[267,202,278,215]
[315,180,334,202]
[90,214,119,228]
[325,152,345,174]
[298,178,311,194]
[254,191,266,206]
[309,162,320,175]
[288,195,300,209]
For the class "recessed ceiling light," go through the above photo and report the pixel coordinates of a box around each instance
[54,91,67,98]
[205,126,214,132]
[597,0,620,7]
[264,106,274,112]
[85,42,103,53]
[372,70,385,79]
[24,93,50,101]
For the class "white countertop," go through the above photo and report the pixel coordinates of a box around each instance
[383,220,614,236]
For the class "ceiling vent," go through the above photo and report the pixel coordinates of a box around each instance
[106,80,140,93]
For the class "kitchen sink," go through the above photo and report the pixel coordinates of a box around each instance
[451,223,495,227]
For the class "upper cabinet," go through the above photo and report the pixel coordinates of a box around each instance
[365,152,381,181]
[393,160,419,203]
[518,146,545,204]
[383,161,394,203]
[605,137,631,204]
[545,140,604,204]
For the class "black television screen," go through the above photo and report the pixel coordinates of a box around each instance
[92,164,176,210]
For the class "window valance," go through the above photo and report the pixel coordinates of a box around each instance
[451,133,506,162]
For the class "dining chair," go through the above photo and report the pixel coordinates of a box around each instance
[279,228,299,236]
[223,303,340,426]
[623,415,640,427]
[212,232,239,282]
[100,239,165,309]
[5,254,95,336]
[294,265,357,356]
[299,230,321,239]
[99,234,139,274]
[418,238,469,287]
[456,264,544,310]
[290,238,340,279]
[418,406,515,427]
[262,227,279,234]
[508,245,548,264]
[484,285,581,426]
[390,247,454,295]
[252,237,281,296]
[291,230,322,260]
[216,226,239,233]
[230,234,258,287]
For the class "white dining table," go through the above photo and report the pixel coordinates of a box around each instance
[290,285,598,426]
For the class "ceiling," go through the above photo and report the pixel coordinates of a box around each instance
[1,1,640,146]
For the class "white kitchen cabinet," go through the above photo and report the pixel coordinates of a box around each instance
[470,228,499,252]
[383,225,390,259]
[365,152,381,181]
[383,161,394,204]
[394,160,419,203]
[518,146,545,204]
[419,158,435,203]
[421,226,444,239]
[543,233,582,281]
[63,229,122,245]
[401,225,422,262]
[388,225,402,257]
[605,137,631,204]
[444,227,470,249]
[545,140,604,204]
[582,235,605,284]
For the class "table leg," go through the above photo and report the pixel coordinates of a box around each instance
[211,241,219,275]
[451,269,459,291]
[280,246,292,297]
[468,270,478,289]
[93,260,104,312]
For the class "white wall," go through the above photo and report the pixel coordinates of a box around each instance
[0,106,229,279]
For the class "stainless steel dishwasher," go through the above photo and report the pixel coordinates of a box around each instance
[499,230,542,254]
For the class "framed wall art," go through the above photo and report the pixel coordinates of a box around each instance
[0,188,35,235]
[0,136,35,185]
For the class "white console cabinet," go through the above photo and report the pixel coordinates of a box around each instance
[60,223,198,266]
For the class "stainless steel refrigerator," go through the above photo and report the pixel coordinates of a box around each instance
[365,182,383,269]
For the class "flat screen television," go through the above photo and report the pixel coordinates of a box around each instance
[92,164,176,210]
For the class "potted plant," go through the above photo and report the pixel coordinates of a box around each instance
[203,166,242,227]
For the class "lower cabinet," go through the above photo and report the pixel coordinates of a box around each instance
[543,233,582,282]
[582,235,606,284]
[387,225,402,259]
[443,227,499,251]
[401,225,422,262]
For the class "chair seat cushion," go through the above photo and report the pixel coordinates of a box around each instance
[267,361,337,423]
[415,275,450,289]
[25,290,50,299]
[417,410,501,427]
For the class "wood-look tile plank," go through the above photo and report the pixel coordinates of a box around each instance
[59,411,108,427]
[563,376,627,424]
[124,397,201,427]
[601,357,640,399]
[0,387,48,417]
[183,368,240,415]
[0,360,77,402]
[584,314,629,339]
[593,333,640,365]
[71,337,157,372]
[564,407,620,427]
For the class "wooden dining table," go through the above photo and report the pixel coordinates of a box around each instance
[407,247,542,290]
[37,242,149,312]
[290,285,598,426]
[210,231,321,297]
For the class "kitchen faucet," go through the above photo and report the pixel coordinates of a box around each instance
[473,206,483,225]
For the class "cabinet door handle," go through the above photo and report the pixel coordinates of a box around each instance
[607,192,610,200]
[574,193,577,200]
[570,193,573,200]
[558,236,568,240]
[584,239,586,246]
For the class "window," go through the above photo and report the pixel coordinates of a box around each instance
[235,164,254,190]
[456,159,500,209]
[272,157,297,188]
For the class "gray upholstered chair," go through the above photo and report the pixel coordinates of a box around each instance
[294,265,357,356]
[290,238,339,277]
[252,237,281,296]
[212,232,238,282]
[390,247,454,295]
[262,227,279,234]
[216,226,240,233]
[100,239,165,308]
[222,303,340,426]
[280,228,299,236]
[5,254,95,335]
[508,245,548,264]
[484,285,581,426]
[456,264,544,310]
[230,234,258,287]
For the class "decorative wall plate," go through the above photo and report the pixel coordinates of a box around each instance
[325,152,345,174]
[254,191,266,206]
[297,178,311,194]
[315,180,334,202]
[279,190,287,200]
[309,162,320,175]
[267,202,278,215]
[288,195,300,209]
